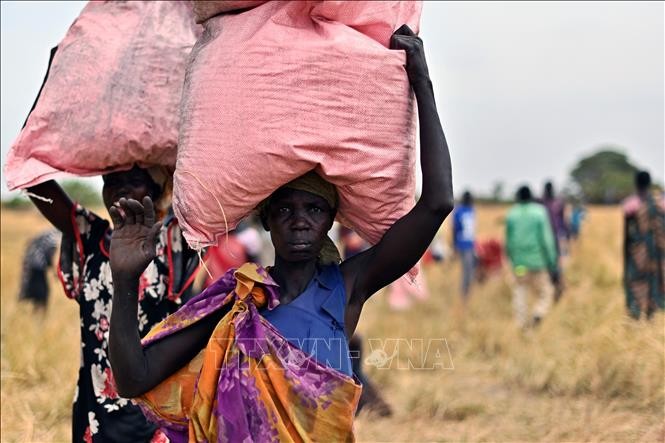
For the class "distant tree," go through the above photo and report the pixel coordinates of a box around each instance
[569,148,639,204]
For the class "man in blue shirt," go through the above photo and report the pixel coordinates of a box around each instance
[453,191,476,300]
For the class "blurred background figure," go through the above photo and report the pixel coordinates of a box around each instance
[17,229,60,312]
[235,218,264,264]
[622,170,665,320]
[568,199,586,242]
[541,181,569,255]
[200,234,247,289]
[426,235,446,263]
[452,191,476,301]
[421,233,449,266]
[474,238,504,283]
[339,225,369,259]
[506,185,557,329]
[199,218,265,290]
[540,181,567,301]
[387,262,430,310]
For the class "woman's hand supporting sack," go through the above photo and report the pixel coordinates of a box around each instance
[341,24,454,335]
[390,24,430,85]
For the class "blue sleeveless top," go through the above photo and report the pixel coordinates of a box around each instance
[261,264,352,376]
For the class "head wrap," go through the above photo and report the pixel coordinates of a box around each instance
[260,171,341,265]
[281,171,338,210]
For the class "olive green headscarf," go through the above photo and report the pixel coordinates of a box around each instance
[259,171,341,265]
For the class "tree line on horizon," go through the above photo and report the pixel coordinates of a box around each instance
[483,146,661,205]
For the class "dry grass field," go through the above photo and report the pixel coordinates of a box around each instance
[1,205,663,442]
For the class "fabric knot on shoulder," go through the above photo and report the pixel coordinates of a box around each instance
[233,263,280,310]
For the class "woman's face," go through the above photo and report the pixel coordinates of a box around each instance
[102,166,158,212]
[266,188,334,263]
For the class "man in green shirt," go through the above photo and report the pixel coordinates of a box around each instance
[505,185,558,328]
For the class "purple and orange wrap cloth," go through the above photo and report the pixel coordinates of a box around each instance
[134,263,361,442]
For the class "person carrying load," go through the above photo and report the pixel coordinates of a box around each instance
[108,25,453,442]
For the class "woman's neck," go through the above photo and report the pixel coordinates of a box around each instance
[270,257,318,303]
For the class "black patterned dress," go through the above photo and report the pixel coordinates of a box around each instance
[58,205,199,443]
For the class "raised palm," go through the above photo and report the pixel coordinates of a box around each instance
[109,197,162,279]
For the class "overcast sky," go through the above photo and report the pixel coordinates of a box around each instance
[1,1,663,198]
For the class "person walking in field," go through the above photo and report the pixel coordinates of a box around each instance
[505,185,558,328]
[452,190,476,300]
[17,229,60,312]
[540,181,567,301]
[568,200,586,242]
[541,181,568,255]
[623,170,665,319]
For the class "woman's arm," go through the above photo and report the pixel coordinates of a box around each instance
[108,197,226,397]
[342,25,454,311]
[27,181,75,237]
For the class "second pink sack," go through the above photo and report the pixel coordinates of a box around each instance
[174,0,422,250]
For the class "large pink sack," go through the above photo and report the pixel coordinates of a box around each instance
[174,0,422,250]
[4,1,201,191]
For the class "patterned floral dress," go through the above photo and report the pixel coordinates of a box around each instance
[58,205,199,442]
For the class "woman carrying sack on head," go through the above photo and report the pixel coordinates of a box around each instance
[108,25,453,441]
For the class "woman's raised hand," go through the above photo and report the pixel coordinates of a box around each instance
[109,197,162,279]
[390,24,430,86]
